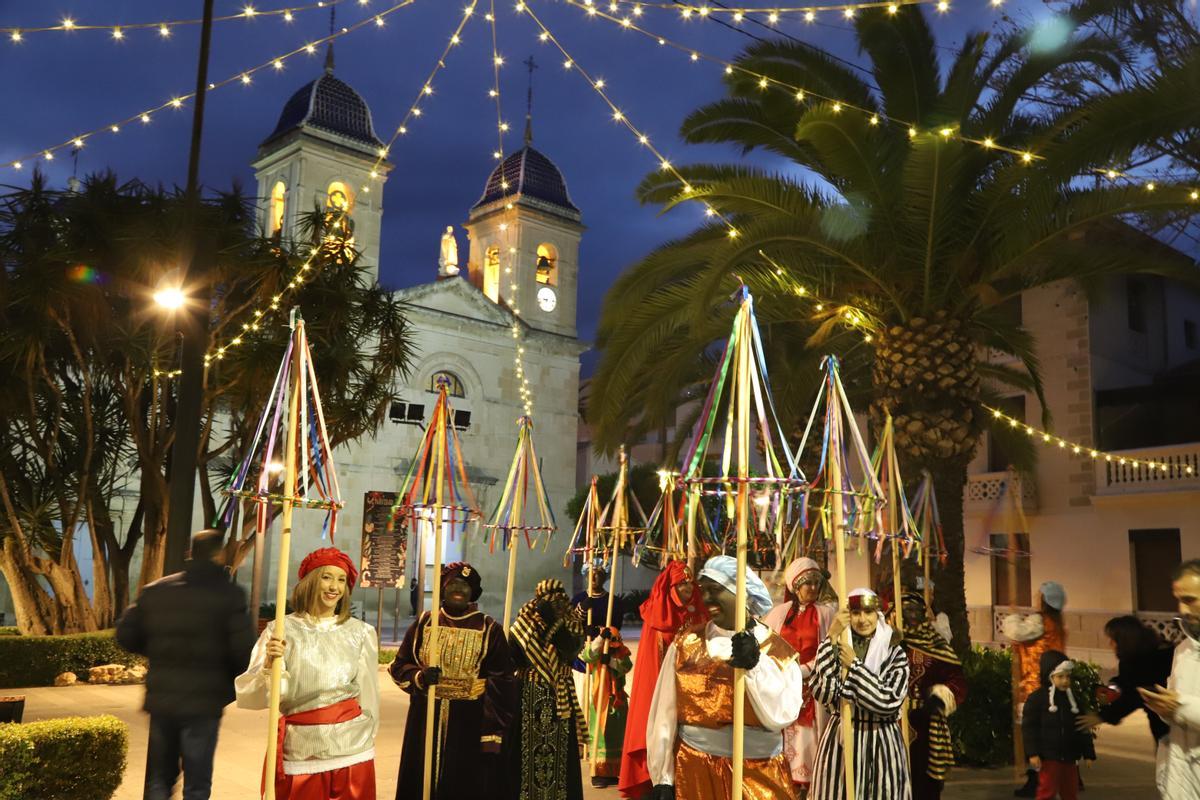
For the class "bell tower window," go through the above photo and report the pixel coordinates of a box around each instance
[326,181,353,214]
[270,181,287,237]
[483,246,501,303]
[535,243,557,286]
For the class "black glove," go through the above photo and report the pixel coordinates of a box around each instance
[598,653,611,666]
[585,625,601,639]
[924,691,944,716]
[651,785,675,800]
[419,666,442,688]
[599,627,613,640]
[536,599,559,622]
[729,624,760,670]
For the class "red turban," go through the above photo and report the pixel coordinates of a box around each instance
[298,547,358,589]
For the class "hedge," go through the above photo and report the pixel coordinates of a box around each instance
[0,715,128,800]
[0,630,143,689]
[951,646,1101,767]
[0,628,19,637]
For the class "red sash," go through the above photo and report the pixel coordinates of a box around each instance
[263,696,363,791]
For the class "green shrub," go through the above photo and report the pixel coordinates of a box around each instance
[0,630,143,688]
[0,628,19,637]
[950,645,1103,767]
[379,647,398,665]
[0,715,127,800]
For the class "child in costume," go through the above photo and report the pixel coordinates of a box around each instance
[1020,651,1095,800]
[391,562,515,800]
[646,555,803,800]
[236,547,379,799]
[765,557,838,797]
[581,626,634,787]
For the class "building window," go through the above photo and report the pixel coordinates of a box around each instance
[270,180,286,236]
[1127,277,1148,333]
[1130,529,1181,612]
[483,246,501,302]
[990,533,1031,607]
[535,243,558,286]
[987,395,1027,473]
[326,181,353,214]
[1185,320,1197,350]
[428,371,465,398]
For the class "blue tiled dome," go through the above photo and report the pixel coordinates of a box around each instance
[473,146,579,215]
[264,68,383,150]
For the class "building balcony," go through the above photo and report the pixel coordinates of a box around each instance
[1092,442,1200,498]
[964,471,1038,514]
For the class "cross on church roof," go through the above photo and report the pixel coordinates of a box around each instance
[524,56,538,147]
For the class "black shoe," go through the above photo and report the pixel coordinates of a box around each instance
[1013,769,1038,798]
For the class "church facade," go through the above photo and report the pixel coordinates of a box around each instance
[246,56,585,621]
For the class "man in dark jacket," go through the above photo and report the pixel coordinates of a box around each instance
[1021,650,1096,800]
[116,529,256,800]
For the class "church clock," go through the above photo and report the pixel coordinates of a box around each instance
[536,285,557,312]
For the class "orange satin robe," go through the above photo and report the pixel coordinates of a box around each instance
[1014,614,1066,705]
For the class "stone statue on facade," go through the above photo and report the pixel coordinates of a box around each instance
[438,226,460,277]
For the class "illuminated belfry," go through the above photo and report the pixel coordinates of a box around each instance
[252,44,392,278]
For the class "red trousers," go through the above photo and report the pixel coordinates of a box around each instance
[1036,760,1078,800]
[277,759,376,800]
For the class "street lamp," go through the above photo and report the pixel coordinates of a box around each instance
[153,286,186,310]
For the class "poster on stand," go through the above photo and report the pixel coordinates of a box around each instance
[361,490,405,589]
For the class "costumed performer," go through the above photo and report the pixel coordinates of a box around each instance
[1002,580,1067,797]
[391,562,515,800]
[645,555,803,800]
[810,587,911,800]
[505,578,588,800]
[572,559,623,711]
[618,561,707,799]
[898,591,966,800]
[236,547,379,800]
[764,557,838,798]
[581,625,634,788]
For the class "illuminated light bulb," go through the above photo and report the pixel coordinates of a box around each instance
[690,52,699,61]
[499,121,508,131]
[539,31,549,41]
[423,85,433,94]
[795,90,805,101]
[375,15,385,26]
[633,5,643,16]
[564,59,573,68]
[488,88,498,97]
[608,1,618,10]
[284,11,294,21]
[587,5,596,14]
[991,0,1003,5]
[241,73,252,84]
[939,127,953,138]
[10,31,21,43]
[360,0,370,5]
[658,37,666,45]
[1105,169,1118,179]
[141,113,151,123]
[1191,191,1199,201]
[725,65,733,75]
[111,125,120,133]
[244,5,257,17]
[1021,151,1033,163]
[370,170,379,179]
[413,108,423,117]
[72,138,84,148]
[595,78,605,88]
[517,1,527,9]
[305,43,317,53]
[682,184,693,193]
[12,161,20,169]
[681,8,693,18]
[733,12,744,22]
[815,303,824,312]
[492,150,502,159]
[505,203,514,209]
[613,110,624,120]
[887,3,898,13]
[43,151,54,161]
[1146,181,1156,191]
[463,5,474,15]
[864,334,873,343]
[451,34,460,44]
[485,11,494,19]
[936,0,949,11]
[727,228,739,238]
[843,8,854,18]
[273,59,284,70]
[638,134,649,144]
[398,125,407,134]
[171,97,184,108]
[660,159,671,170]
[159,24,171,37]
[798,286,807,295]
[832,102,842,112]
[112,27,124,40]
[805,10,815,21]
[62,18,76,30]
[759,77,769,89]
[698,6,710,15]
[869,114,879,125]
[704,207,715,217]
[991,409,1002,418]
[768,12,780,23]
[1042,433,1051,442]
[494,56,504,65]
[983,137,995,148]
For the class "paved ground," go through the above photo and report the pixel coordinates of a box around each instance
[16,673,1158,800]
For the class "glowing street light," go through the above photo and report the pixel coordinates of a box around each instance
[153,286,186,310]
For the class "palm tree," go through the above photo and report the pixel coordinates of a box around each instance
[587,8,1200,651]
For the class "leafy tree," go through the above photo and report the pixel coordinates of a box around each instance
[587,9,1200,651]
[0,173,413,633]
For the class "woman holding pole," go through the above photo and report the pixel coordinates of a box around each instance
[810,587,911,800]
[645,555,802,800]
[236,548,379,799]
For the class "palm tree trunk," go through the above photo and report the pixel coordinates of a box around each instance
[930,460,971,655]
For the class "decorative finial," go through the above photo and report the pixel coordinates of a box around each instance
[325,6,335,73]
[523,55,538,147]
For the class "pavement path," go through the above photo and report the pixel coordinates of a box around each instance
[16,671,1160,800]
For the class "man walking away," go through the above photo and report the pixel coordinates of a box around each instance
[117,529,257,800]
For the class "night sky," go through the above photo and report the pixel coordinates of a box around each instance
[1,0,1050,371]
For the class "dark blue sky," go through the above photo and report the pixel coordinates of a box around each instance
[1,0,1048,365]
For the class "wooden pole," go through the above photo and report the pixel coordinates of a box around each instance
[590,550,620,773]
[885,419,911,749]
[731,309,751,800]
[1007,472,1025,780]
[421,396,449,800]
[923,545,932,610]
[501,444,525,633]
[263,319,304,800]
[376,586,384,640]
[830,396,857,800]
[686,485,698,575]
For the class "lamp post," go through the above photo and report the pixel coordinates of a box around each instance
[162,0,217,576]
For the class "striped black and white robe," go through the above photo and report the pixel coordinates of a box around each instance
[810,636,911,800]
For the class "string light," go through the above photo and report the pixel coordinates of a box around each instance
[2,0,352,39]
[985,406,1196,476]
[362,2,477,193]
[635,0,953,14]
[2,1,417,172]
